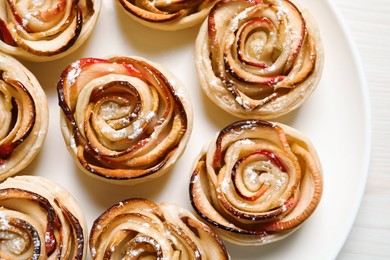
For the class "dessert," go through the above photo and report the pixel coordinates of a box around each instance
[90,198,229,259]
[189,120,323,245]
[195,0,324,119]
[0,0,102,61]
[0,175,88,259]
[57,56,193,184]
[0,52,48,180]
[117,0,218,30]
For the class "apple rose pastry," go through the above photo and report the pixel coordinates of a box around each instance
[0,52,48,181]
[0,175,88,259]
[90,198,229,259]
[190,120,323,245]
[195,0,324,119]
[117,0,218,30]
[57,56,192,184]
[0,0,101,61]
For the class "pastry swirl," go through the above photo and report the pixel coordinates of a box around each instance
[57,56,192,184]
[90,198,229,259]
[0,52,48,181]
[0,0,101,61]
[195,0,324,119]
[117,0,218,30]
[0,175,87,259]
[189,120,323,245]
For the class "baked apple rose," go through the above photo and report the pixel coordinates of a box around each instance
[0,0,101,61]
[90,198,229,259]
[0,52,48,181]
[0,176,88,259]
[57,56,192,184]
[190,120,323,245]
[117,0,218,30]
[195,0,324,119]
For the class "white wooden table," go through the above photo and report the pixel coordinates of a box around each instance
[334,0,390,258]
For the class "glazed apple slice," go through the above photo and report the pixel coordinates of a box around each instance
[0,53,48,180]
[0,19,17,46]
[0,0,101,61]
[89,198,229,259]
[195,0,323,119]
[189,120,323,245]
[117,0,218,30]
[8,9,82,57]
[57,56,193,184]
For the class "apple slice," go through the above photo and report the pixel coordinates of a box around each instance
[0,19,17,46]
[8,8,83,57]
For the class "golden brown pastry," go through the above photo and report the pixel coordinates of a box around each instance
[57,56,193,184]
[0,52,48,181]
[0,175,88,259]
[195,0,324,119]
[90,198,229,259]
[117,0,218,30]
[190,120,323,245]
[0,0,101,61]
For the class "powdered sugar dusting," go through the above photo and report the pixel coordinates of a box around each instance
[22,19,28,27]
[128,119,142,140]
[245,166,259,185]
[220,178,230,193]
[67,61,81,85]
[0,210,9,230]
[100,101,131,120]
[231,7,251,29]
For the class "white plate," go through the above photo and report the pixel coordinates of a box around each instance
[20,0,371,259]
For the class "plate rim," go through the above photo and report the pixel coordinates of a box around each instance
[325,0,372,258]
